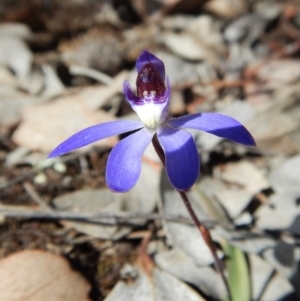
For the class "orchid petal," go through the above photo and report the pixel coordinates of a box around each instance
[106,128,153,192]
[123,80,143,104]
[136,50,165,83]
[158,126,199,191]
[48,120,144,158]
[124,77,171,131]
[167,113,256,146]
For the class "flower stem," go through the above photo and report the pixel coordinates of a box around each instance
[152,133,232,301]
[178,190,232,301]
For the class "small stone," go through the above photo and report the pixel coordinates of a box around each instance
[34,173,48,185]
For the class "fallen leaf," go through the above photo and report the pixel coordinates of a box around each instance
[187,15,224,54]
[264,241,297,278]
[155,248,226,299]
[41,64,65,98]
[162,15,194,30]
[255,192,300,231]
[258,60,300,85]
[0,250,91,301]
[0,86,41,127]
[12,92,117,152]
[53,188,129,240]
[0,65,17,87]
[165,222,215,266]
[219,227,277,255]
[214,161,269,194]
[104,263,206,301]
[161,172,216,266]
[214,189,254,219]
[269,155,300,194]
[162,32,218,64]
[213,161,269,218]
[54,161,159,239]
[123,161,161,224]
[248,254,274,301]
[261,272,296,301]
[234,212,252,226]
[204,0,248,19]
[60,29,125,74]
[224,14,266,43]
[0,23,33,79]
[246,86,300,146]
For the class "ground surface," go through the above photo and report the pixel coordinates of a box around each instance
[1,1,300,300]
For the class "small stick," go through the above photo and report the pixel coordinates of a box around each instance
[69,65,113,85]
[0,151,96,191]
[23,182,53,211]
[0,207,215,226]
[152,133,232,301]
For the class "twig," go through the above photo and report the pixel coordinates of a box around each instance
[0,170,36,191]
[0,207,215,227]
[152,133,232,301]
[69,65,113,85]
[23,182,53,211]
[0,151,93,191]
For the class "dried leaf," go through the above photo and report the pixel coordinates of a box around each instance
[256,192,300,231]
[249,252,297,301]
[0,23,33,79]
[123,161,160,224]
[104,263,206,301]
[212,161,269,218]
[187,15,224,54]
[155,248,226,299]
[269,155,300,194]
[54,161,159,239]
[224,14,266,43]
[261,272,296,301]
[161,173,216,266]
[258,60,300,85]
[12,91,117,152]
[214,161,269,194]
[219,227,277,255]
[204,0,248,19]
[54,189,129,240]
[263,241,297,279]
[261,243,298,300]
[248,254,273,301]
[41,64,65,98]
[60,29,124,74]
[0,250,91,301]
[162,32,218,64]
[247,95,300,144]
[0,65,16,87]
[0,86,41,127]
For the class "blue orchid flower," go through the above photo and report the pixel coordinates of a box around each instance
[48,51,255,192]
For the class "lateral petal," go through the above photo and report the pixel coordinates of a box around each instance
[106,128,153,192]
[48,120,144,158]
[157,126,199,191]
[167,113,256,146]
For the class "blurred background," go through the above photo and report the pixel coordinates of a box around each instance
[1,0,300,300]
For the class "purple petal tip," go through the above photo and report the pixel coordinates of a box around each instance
[136,50,165,84]
[136,50,159,70]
